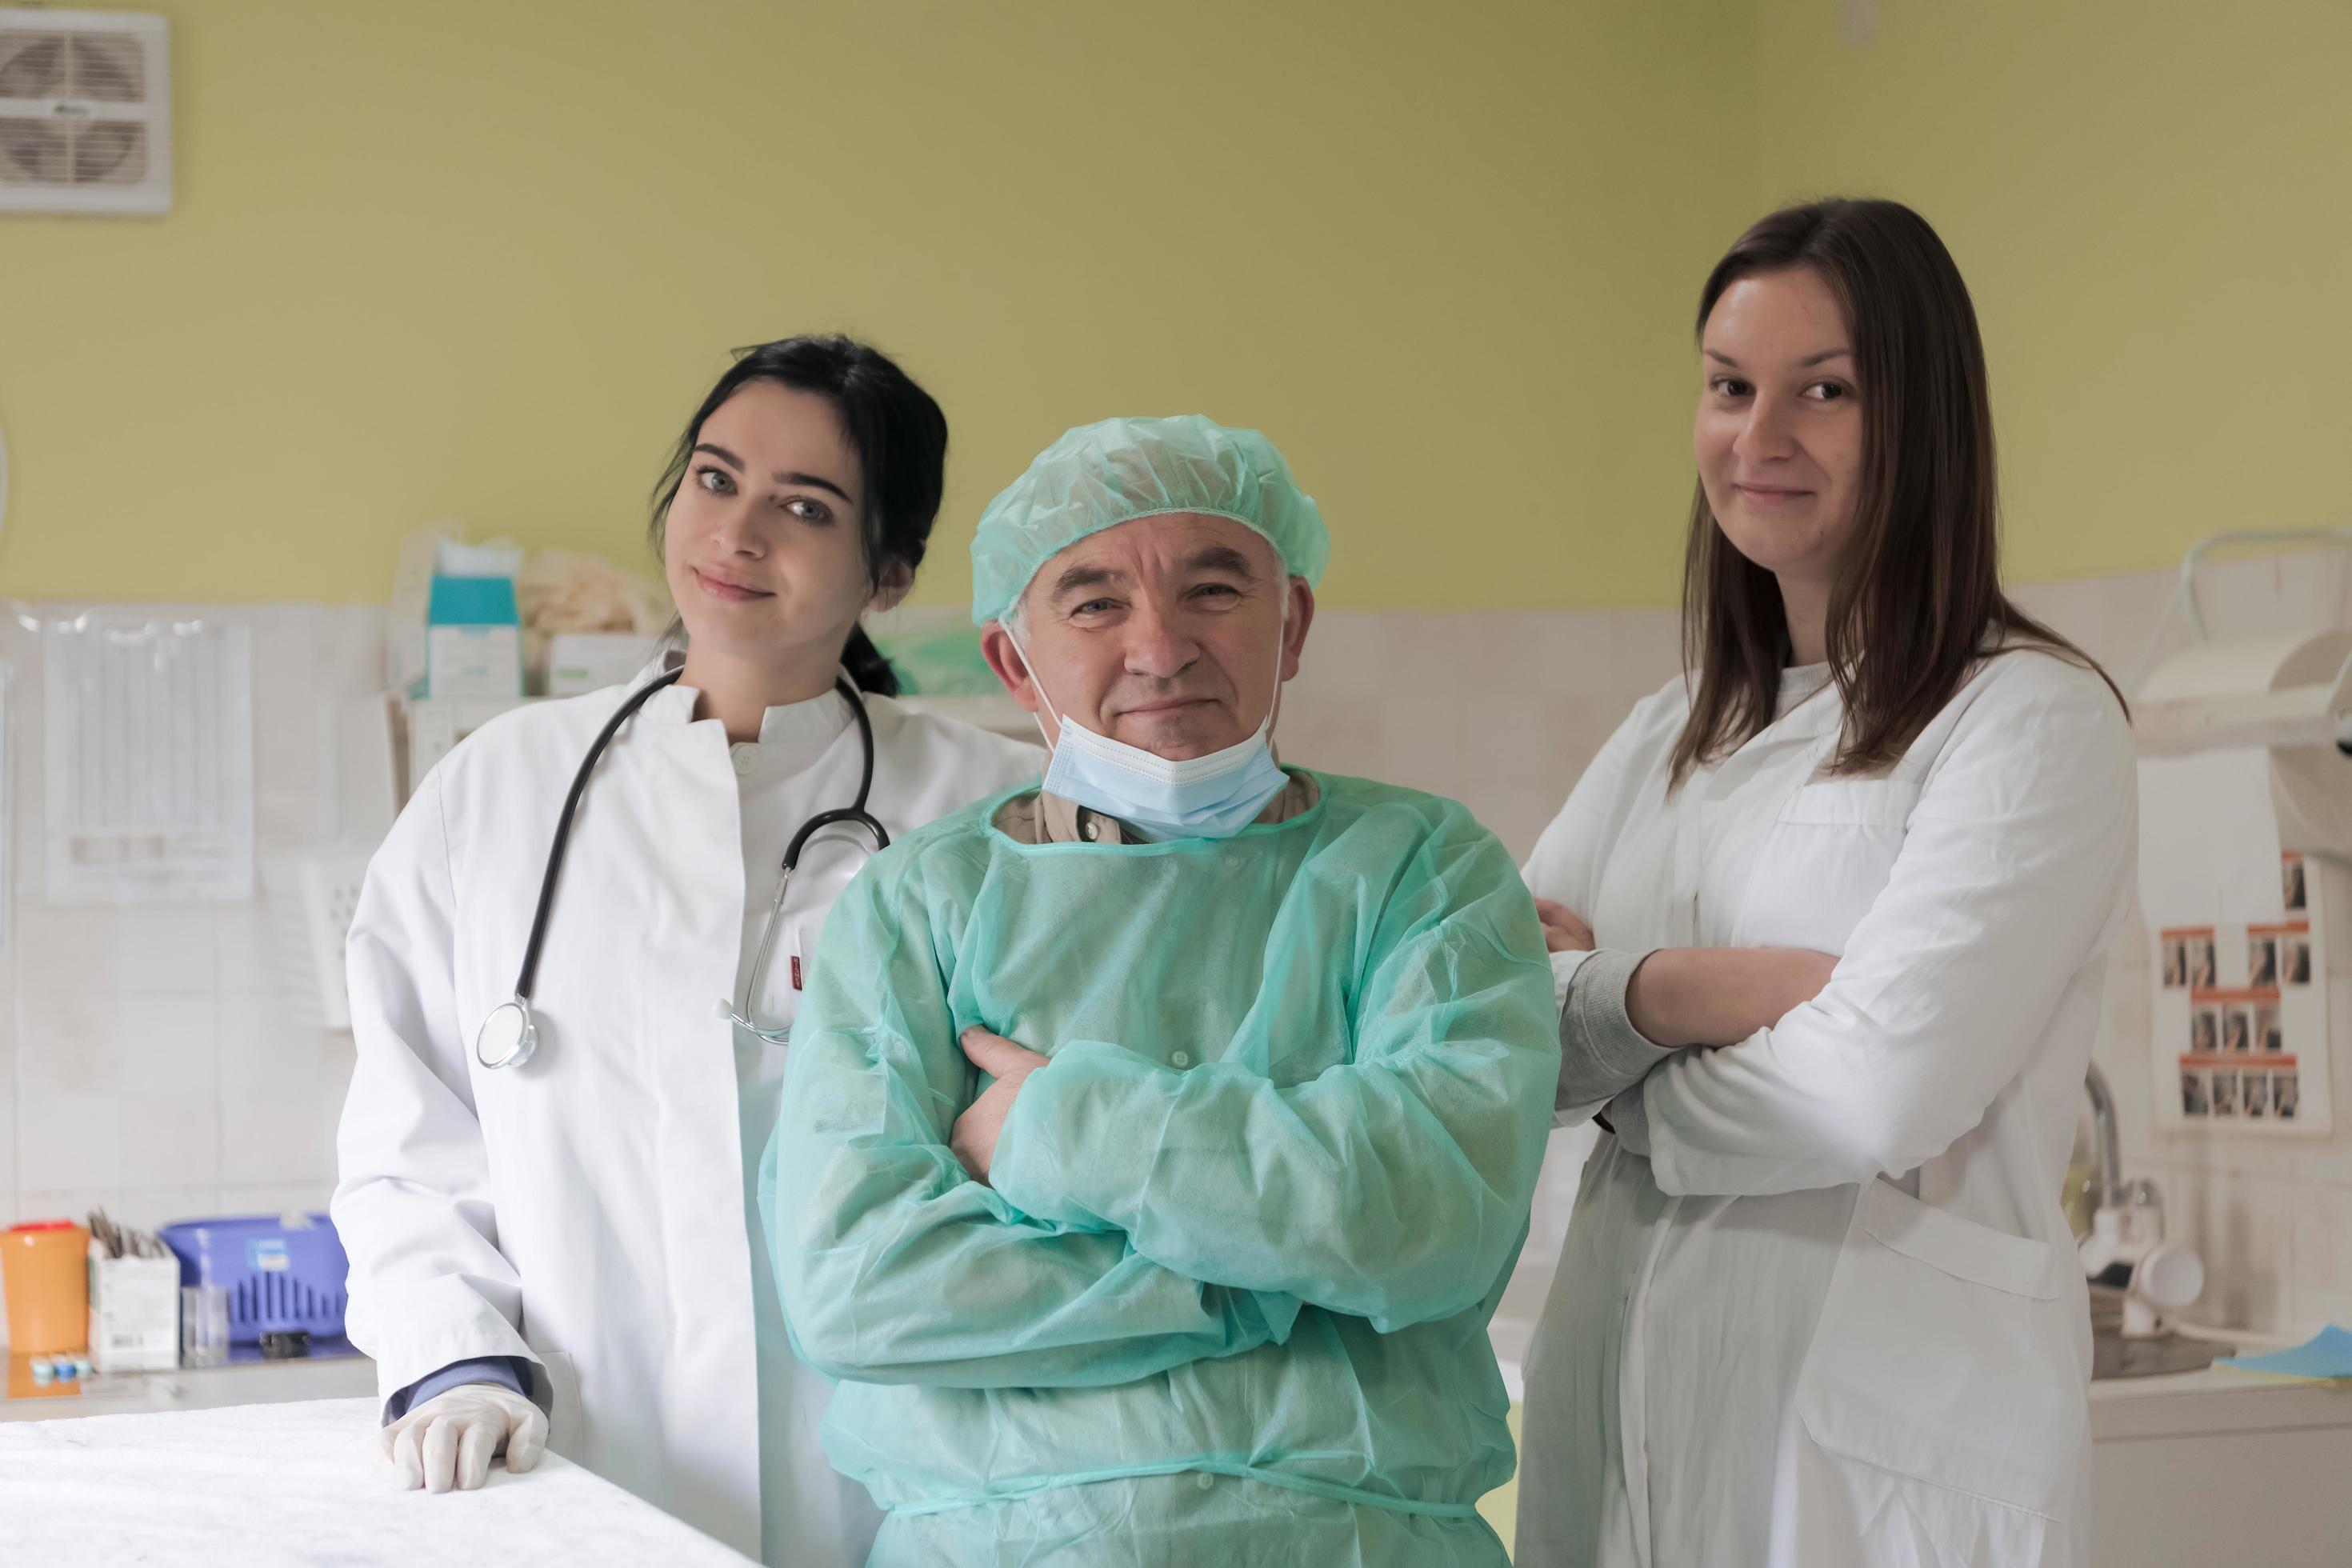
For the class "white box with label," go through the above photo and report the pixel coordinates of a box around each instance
[88,1250,180,1373]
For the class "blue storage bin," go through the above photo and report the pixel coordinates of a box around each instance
[160,1213,350,1344]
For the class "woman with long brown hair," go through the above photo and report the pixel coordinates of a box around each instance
[1514,200,2132,1566]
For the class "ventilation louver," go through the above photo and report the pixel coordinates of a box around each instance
[0,9,170,214]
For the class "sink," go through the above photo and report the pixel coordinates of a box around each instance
[2088,1284,2233,1380]
[2093,1330,2232,1379]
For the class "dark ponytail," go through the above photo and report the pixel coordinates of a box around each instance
[839,626,898,696]
[650,334,950,698]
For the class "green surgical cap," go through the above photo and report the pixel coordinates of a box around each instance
[970,415,1330,626]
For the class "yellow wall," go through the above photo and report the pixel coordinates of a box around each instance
[7,4,2338,610]
[0,0,1750,610]
[1756,0,2352,583]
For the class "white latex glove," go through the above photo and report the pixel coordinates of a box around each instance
[379,1383,548,1494]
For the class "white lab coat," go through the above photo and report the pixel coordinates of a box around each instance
[331,672,1039,1564]
[1515,647,2134,1568]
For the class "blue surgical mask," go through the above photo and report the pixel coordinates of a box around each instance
[1006,616,1290,842]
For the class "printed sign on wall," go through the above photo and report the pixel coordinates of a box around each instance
[2153,853,2332,1135]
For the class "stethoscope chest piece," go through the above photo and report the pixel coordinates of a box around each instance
[477,997,538,1070]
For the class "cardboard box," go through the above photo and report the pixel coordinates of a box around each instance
[426,575,524,699]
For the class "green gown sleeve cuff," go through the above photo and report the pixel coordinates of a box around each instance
[986,1043,1130,1230]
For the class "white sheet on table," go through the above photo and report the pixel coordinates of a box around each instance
[0,1396,756,1566]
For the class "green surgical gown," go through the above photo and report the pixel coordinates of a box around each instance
[763,772,1559,1566]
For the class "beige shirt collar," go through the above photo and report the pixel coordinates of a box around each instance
[997,770,1320,846]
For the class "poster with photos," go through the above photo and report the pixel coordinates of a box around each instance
[2154,852,2333,1136]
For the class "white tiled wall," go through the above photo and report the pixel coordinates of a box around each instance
[2016,550,2352,1340]
[1279,606,1686,859]
[0,596,1674,1326]
[5,550,2348,1347]
[0,606,388,1350]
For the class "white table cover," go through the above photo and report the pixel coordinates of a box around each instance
[0,1397,757,1566]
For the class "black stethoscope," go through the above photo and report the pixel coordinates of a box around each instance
[474,666,889,1070]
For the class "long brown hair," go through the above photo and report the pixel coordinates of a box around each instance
[1668,198,2119,788]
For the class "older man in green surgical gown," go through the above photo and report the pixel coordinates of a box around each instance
[765,415,1559,1566]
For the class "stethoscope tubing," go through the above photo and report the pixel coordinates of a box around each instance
[479,666,887,1069]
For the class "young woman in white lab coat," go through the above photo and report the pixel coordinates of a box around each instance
[331,337,1039,1566]
[1514,201,2133,1567]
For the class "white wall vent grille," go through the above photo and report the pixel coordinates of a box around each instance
[0,9,170,214]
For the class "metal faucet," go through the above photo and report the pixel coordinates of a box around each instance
[2082,1062,2165,1273]
[2084,1062,2122,1213]
[2080,1063,2230,1376]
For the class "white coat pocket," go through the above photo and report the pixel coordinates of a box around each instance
[1778,777,1922,827]
[1792,1180,2083,1520]
[1734,779,1924,953]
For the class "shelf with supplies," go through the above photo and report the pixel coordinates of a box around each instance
[0,1350,374,1423]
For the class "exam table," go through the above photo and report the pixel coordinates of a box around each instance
[0,1397,756,1566]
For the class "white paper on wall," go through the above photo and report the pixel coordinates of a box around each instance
[42,614,254,904]
[2142,747,2334,1135]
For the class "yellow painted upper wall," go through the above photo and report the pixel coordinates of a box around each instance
[0,0,1753,610]
[6,4,2345,610]
[1756,0,2352,585]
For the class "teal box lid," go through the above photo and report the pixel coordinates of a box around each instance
[428,574,519,626]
